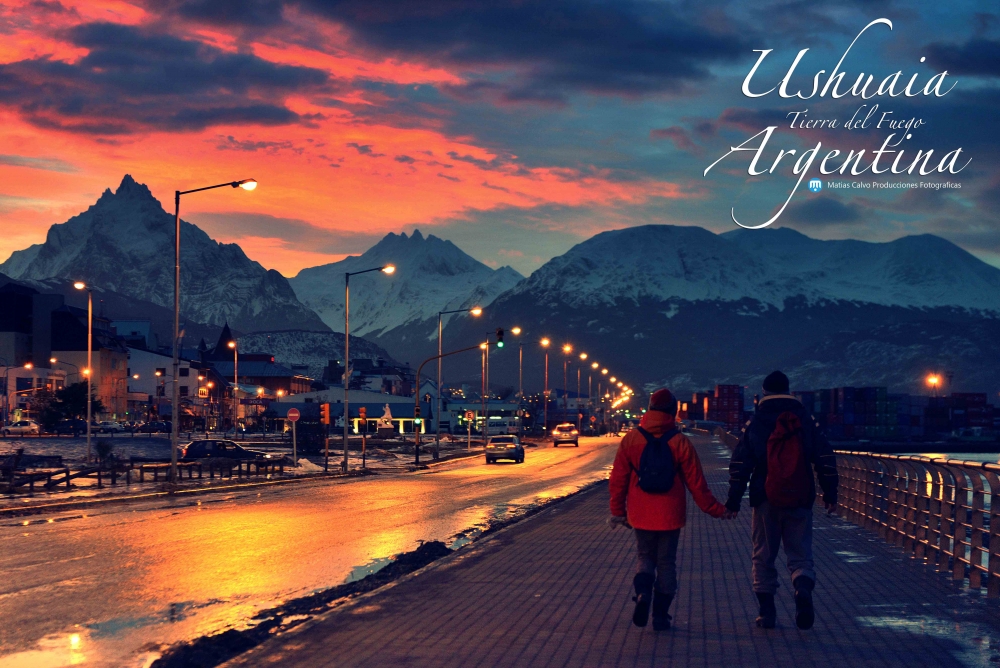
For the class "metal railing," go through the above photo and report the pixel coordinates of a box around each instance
[710,428,999,599]
[836,452,999,598]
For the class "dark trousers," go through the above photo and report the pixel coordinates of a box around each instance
[635,529,680,595]
[751,501,815,594]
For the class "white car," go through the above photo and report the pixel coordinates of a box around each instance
[2,420,40,437]
[96,421,125,433]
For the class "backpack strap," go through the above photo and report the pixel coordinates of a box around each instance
[637,426,680,446]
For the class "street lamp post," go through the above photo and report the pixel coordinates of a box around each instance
[561,344,572,412]
[540,338,550,433]
[228,341,238,434]
[0,358,11,426]
[589,361,598,418]
[576,352,586,432]
[171,178,256,483]
[511,327,523,437]
[436,306,481,458]
[73,282,93,462]
[344,265,395,472]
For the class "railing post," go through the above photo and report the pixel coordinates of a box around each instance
[982,470,999,599]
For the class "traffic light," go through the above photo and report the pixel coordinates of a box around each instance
[496,327,504,348]
[320,403,330,425]
[414,405,422,425]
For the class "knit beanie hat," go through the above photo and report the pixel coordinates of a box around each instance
[648,388,678,414]
[762,371,789,395]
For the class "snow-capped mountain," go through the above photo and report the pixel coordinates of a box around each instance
[505,225,1000,313]
[237,330,397,381]
[443,225,1000,396]
[289,230,524,337]
[0,175,328,333]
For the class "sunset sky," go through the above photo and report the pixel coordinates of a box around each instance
[0,0,996,277]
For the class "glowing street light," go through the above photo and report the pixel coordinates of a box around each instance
[540,338,551,431]
[227,340,238,433]
[170,178,257,483]
[436,305,483,457]
[344,265,396,472]
[562,344,573,411]
[73,280,93,462]
[927,373,941,397]
[575,353,588,430]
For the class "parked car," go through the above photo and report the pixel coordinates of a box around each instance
[551,423,579,447]
[2,420,40,437]
[485,435,524,464]
[53,419,89,436]
[138,421,171,433]
[181,439,272,461]
[95,421,125,434]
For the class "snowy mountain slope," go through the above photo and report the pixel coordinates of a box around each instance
[237,330,396,381]
[0,175,328,333]
[440,224,1000,395]
[289,230,524,337]
[506,225,1000,313]
[721,227,1000,312]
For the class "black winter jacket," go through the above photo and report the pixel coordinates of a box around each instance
[725,395,838,512]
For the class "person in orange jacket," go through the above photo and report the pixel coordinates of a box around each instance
[609,388,728,631]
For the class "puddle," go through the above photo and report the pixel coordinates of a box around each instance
[0,628,159,668]
[833,550,874,564]
[343,557,394,584]
[857,614,998,667]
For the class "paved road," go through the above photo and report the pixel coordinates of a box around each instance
[0,436,618,668]
[231,434,1000,668]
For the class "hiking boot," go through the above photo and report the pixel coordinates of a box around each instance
[755,592,776,629]
[651,590,673,631]
[793,576,815,630]
[632,573,655,627]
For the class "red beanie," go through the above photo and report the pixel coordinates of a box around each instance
[648,389,677,414]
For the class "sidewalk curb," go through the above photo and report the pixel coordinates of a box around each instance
[218,480,607,668]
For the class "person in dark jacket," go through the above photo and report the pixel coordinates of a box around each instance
[725,371,838,630]
[609,389,727,631]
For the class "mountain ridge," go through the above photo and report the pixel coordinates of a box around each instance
[289,229,524,337]
[0,175,329,333]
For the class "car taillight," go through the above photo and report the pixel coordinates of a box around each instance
[571,430,578,435]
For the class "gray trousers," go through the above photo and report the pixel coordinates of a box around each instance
[751,501,815,594]
[635,529,680,595]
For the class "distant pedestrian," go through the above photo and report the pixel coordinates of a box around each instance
[608,389,728,631]
[725,371,838,630]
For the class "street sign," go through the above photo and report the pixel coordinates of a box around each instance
[464,410,474,420]
[286,408,300,422]
[359,406,367,418]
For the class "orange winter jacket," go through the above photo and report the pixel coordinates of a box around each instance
[609,411,726,531]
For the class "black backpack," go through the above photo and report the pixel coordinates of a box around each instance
[636,426,679,494]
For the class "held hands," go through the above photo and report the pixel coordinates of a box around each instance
[825,502,838,515]
[722,509,739,520]
[607,515,631,530]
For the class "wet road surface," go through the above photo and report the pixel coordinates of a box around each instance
[0,436,619,667]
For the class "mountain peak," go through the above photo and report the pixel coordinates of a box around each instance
[114,174,154,201]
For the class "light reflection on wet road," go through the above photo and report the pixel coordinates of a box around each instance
[0,436,618,667]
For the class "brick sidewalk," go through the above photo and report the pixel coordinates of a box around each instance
[226,436,1000,667]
